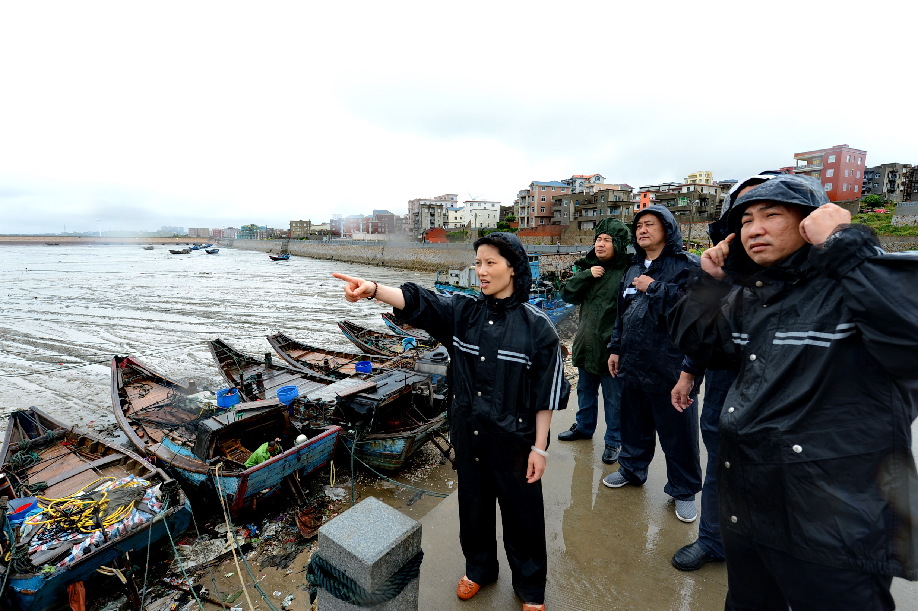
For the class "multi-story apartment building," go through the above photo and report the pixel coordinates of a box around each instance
[637,183,681,211]
[793,144,867,202]
[289,220,312,238]
[444,201,500,229]
[562,174,607,193]
[862,163,913,202]
[552,187,634,230]
[515,181,570,227]
[407,194,457,237]
[685,171,714,184]
[651,183,725,223]
[187,228,211,237]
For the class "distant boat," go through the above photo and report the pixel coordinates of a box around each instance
[205,248,220,254]
[169,248,191,254]
[0,407,192,611]
[111,355,340,516]
[44,243,60,246]
[142,245,154,250]
[269,253,290,261]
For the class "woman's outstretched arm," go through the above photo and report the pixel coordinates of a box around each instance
[332,273,406,310]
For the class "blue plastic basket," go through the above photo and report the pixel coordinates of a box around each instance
[277,385,299,405]
[216,388,240,408]
[355,361,372,374]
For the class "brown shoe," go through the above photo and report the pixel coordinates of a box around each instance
[456,576,481,600]
[522,604,546,611]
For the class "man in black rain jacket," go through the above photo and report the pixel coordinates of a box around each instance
[669,173,918,609]
[603,205,702,524]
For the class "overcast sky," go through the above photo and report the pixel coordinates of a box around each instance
[1,1,914,234]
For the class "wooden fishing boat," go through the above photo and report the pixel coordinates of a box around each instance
[0,407,192,611]
[266,332,415,378]
[337,320,438,357]
[168,248,191,255]
[111,355,340,516]
[269,253,290,261]
[210,339,451,471]
[142,245,154,250]
[379,312,432,340]
[204,248,220,254]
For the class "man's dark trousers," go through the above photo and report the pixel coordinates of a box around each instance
[697,368,734,558]
[617,383,701,500]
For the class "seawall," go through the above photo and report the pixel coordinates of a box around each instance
[219,239,587,273]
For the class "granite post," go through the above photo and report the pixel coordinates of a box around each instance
[315,497,422,610]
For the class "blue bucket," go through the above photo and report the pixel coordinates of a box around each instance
[355,361,372,374]
[277,385,299,405]
[401,337,417,351]
[216,388,240,408]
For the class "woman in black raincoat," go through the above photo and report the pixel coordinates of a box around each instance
[334,232,569,611]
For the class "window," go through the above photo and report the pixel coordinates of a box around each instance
[843,183,850,192]
[825,169,834,177]
[540,186,546,191]
[856,171,861,178]
[844,169,850,177]
[855,185,860,192]
[824,183,833,191]
[540,207,546,213]
[858,157,863,164]
[828,155,836,163]
[846,155,852,162]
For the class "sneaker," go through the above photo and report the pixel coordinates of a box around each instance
[522,604,546,611]
[602,471,629,488]
[557,423,592,441]
[601,444,621,464]
[674,498,698,523]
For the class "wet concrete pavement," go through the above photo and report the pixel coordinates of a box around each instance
[417,391,918,610]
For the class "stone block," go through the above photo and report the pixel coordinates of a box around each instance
[316,496,421,610]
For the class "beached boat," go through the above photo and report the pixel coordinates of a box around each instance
[142,245,154,250]
[0,407,192,611]
[269,253,290,261]
[380,312,431,339]
[337,320,438,357]
[169,248,191,255]
[267,332,416,378]
[211,338,451,470]
[205,248,220,254]
[111,355,340,516]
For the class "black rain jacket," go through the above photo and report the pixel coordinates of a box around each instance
[669,223,918,579]
[608,205,699,388]
[395,233,569,469]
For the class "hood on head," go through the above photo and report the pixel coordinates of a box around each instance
[590,217,631,267]
[723,174,828,275]
[632,205,683,259]
[709,170,784,243]
[473,231,532,303]
[727,173,829,233]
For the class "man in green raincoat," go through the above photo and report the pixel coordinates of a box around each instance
[557,218,631,464]
[244,438,281,468]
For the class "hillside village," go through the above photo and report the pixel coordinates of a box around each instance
[176,144,917,244]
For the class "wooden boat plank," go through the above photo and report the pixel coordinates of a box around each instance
[42,454,126,487]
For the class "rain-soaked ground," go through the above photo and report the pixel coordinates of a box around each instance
[2,243,916,610]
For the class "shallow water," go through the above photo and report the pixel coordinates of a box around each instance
[0,243,437,435]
